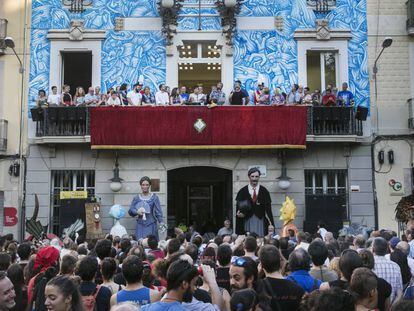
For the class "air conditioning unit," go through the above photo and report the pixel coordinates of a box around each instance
[0,119,8,152]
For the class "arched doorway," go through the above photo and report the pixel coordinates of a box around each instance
[167,166,233,235]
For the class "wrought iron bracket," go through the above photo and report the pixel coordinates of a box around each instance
[306,0,336,14]
[62,0,93,13]
[157,0,182,46]
[215,0,243,46]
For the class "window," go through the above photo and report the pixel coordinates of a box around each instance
[305,169,347,195]
[62,51,92,96]
[178,40,222,93]
[51,170,95,234]
[306,51,338,92]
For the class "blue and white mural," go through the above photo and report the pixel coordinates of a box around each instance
[29,0,369,110]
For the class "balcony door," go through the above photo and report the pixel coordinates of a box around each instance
[61,51,92,96]
[178,41,222,94]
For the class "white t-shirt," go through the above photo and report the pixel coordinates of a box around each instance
[318,228,328,241]
[155,91,169,105]
[127,90,142,106]
[48,94,61,105]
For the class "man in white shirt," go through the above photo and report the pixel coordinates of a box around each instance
[47,86,61,106]
[84,87,99,105]
[155,84,169,105]
[294,231,310,252]
[189,87,206,105]
[127,83,143,106]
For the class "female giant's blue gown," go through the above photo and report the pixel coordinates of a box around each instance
[128,193,163,240]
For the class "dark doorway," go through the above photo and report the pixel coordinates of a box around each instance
[167,166,232,235]
[303,169,348,237]
[62,51,92,96]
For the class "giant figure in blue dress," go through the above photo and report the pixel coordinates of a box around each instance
[128,176,164,240]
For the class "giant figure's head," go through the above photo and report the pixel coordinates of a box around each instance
[279,196,296,225]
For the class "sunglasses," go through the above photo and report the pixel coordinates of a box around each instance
[231,257,247,267]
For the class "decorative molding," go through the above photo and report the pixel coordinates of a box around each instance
[47,25,106,41]
[274,16,284,32]
[215,0,243,46]
[294,23,352,41]
[68,20,84,41]
[114,17,124,32]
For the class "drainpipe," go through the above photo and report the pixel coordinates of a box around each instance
[18,0,29,241]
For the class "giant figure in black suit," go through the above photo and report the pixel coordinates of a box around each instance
[235,167,275,236]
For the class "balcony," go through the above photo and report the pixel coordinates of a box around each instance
[31,106,365,146]
[408,0,414,36]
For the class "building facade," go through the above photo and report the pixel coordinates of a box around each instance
[0,0,30,239]
[367,0,414,234]
[22,0,376,238]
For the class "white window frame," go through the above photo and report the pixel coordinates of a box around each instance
[297,39,349,89]
[49,40,102,91]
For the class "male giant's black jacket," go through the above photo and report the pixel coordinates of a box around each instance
[235,185,275,235]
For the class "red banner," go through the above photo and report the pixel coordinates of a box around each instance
[90,106,307,149]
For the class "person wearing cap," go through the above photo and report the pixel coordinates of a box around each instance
[235,167,274,236]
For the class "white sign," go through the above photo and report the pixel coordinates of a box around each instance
[249,165,267,177]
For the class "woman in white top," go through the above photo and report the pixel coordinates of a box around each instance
[107,91,121,106]
[47,86,61,106]
[74,87,86,106]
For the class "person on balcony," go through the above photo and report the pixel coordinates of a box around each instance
[47,86,60,106]
[257,87,271,105]
[85,87,99,106]
[128,176,164,240]
[61,85,73,106]
[142,87,155,105]
[106,91,121,106]
[287,84,300,105]
[235,167,275,236]
[117,83,128,106]
[210,82,226,105]
[74,87,86,106]
[271,88,285,105]
[302,87,313,105]
[36,89,48,108]
[297,85,305,104]
[337,82,354,107]
[229,83,249,106]
[234,80,250,105]
[311,89,322,106]
[170,88,182,105]
[322,88,337,106]
[322,84,333,96]
[127,83,143,106]
[179,86,189,104]
[155,84,169,106]
[189,86,204,105]
[254,83,265,104]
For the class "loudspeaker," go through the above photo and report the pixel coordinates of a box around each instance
[355,106,368,121]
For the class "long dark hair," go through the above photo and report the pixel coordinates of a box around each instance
[7,263,28,311]
[47,275,84,311]
[391,249,412,285]
[33,266,59,311]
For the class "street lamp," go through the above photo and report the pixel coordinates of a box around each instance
[277,150,291,190]
[4,37,24,74]
[373,37,393,133]
[109,153,123,192]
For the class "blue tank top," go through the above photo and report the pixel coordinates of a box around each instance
[116,287,151,305]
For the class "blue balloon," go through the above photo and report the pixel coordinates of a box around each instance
[109,204,126,220]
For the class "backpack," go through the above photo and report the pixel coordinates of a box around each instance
[82,285,101,311]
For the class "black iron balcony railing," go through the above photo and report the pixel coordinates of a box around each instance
[307,106,363,136]
[408,0,414,35]
[62,0,93,13]
[31,106,364,138]
[31,107,90,137]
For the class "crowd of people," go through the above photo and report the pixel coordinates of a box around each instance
[35,81,355,108]
[1,225,414,310]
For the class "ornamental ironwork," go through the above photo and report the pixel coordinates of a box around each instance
[62,0,93,13]
[307,0,336,14]
[215,0,243,46]
[157,0,183,46]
